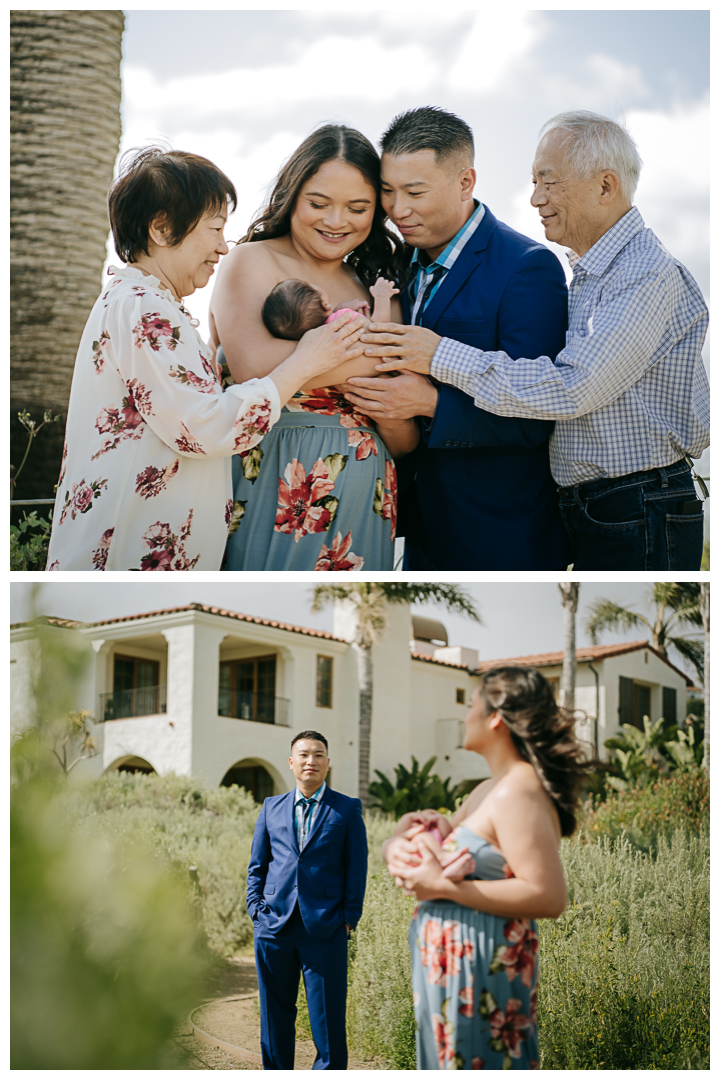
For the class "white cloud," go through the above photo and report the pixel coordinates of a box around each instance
[121,35,437,125]
[448,11,544,93]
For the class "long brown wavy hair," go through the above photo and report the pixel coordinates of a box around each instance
[241,124,404,288]
[480,666,594,837]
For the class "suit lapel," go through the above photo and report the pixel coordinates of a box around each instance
[301,787,334,854]
[420,205,499,330]
[285,789,299,854]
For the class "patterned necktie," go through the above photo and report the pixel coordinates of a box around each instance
[298,796,316,850]
[413,264,445,326]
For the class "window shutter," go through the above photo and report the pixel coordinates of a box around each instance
[662,686,677,728]
[618,676,634,728]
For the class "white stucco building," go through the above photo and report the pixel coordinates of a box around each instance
[10,602,692,799]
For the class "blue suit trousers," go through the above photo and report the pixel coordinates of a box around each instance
[255,904,349,1070]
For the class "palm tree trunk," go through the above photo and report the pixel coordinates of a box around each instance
[559,584,579,713]
[10,10,124,501]
[700,583,709,773]
[355,642,373,811]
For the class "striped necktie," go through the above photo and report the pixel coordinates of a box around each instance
[412,264,445,326]
[298,796,316,850]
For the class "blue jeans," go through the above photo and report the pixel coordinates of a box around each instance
[558,460,704,570]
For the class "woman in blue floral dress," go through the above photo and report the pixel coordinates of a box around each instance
[384,666,591,1069]
[209,125,418,571]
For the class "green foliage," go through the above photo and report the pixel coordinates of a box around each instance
[539,830,709,1069]
[346,815,417,1068]
[604,715,706,791]
[62,772,262,957]
[311,583,481,646]
[369,756,462,818]
[11,778,211,1069]
[11,510,53,570]
[14,709,98,776]
[579,768,709,849]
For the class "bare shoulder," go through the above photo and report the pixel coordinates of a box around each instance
[494,762,543,800]
[453,777,495,823]
[219,240,282,280]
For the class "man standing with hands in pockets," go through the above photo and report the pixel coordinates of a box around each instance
[246,731,367,1070]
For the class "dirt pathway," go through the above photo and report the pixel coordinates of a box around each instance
[164,951,380,1070]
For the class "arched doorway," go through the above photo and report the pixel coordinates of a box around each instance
[106,755,156,775]
[222,761,274,803]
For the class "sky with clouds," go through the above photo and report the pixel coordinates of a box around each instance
[108,8,710,361]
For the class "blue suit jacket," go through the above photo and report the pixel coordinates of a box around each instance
[246,787,368,940]
[399,204,571,570]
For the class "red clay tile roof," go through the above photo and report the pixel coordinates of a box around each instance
[411,650,471,671]
[11,603,346,642]
[478,640,693,685]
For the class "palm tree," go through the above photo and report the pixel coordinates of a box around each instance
[311,584,481,810]
[699,583,709,773]
[558,584,579,713]
[585,583,705,683]
[10,10,124,500]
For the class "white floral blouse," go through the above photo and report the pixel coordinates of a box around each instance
[46,265,281,570]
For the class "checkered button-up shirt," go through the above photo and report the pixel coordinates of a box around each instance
[430,207,710,486]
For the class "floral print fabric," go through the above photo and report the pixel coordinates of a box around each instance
[411,826,539,1070]
[223,386,396,571]
[46,266,280,570]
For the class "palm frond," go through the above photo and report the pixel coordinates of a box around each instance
[584,599,648,644]
[666,635,704,684]
[379,584,482,622]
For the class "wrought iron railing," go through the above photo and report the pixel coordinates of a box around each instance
[99,685,167,721]
[218,690,290,726]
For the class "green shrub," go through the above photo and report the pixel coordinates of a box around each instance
[10,510,53,571]
[346,814,417,1067]
[11,777,210,1068]
[579,767,709,850]
[369,756,463,818]
[539,829,709,1069]
[61,772,261,956]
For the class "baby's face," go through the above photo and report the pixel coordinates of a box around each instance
[308,283,332,312]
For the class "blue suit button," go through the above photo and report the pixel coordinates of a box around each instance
[453,441,460,447]
[461,442,467,448]
[444,440,451,446]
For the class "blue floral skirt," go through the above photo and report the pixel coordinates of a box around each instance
[223,408,396,571]
[410,901,539,1070]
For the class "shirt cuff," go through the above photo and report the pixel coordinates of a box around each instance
[431,337,489,397]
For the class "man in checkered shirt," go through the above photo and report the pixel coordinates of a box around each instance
[357,110,709,570]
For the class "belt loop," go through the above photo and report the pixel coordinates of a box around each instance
[658,467,668,488]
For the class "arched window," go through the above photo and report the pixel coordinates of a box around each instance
[221,762,274,803]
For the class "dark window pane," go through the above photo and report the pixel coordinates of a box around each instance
[114,657,135,693]
[136,660,158,688]
[316,656,332,708]
[633,683,651,728]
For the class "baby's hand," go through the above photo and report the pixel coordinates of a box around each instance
[370,277,400,300]
[334,298,370,317]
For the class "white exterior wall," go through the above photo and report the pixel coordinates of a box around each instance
[538,648,688,758]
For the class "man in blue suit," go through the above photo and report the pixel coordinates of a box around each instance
[344,107,571,570]
[246,730,367,1070]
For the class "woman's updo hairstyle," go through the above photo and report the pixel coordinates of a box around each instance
[109,146,237,263]
[480,665,593,837]
[242,124,403,288]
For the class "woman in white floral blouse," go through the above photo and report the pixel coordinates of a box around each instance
[46,148,363,571]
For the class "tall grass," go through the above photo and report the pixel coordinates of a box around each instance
[60,772,260,956]
[539,829,709,1069]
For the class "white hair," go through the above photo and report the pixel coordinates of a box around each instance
[538,110,642,202]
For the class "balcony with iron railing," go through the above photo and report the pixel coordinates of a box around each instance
[219,690,290,726]
[99,685,167,722]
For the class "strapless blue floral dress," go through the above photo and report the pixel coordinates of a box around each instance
[410,825,539,1070]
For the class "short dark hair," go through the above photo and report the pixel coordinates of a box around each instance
[291,730,328,751]
[108,146,237,263]
[262,279,327,340]
[380,106,475,166]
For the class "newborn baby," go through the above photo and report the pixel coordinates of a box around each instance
[261,275,398,340]
[402,816,476,882]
